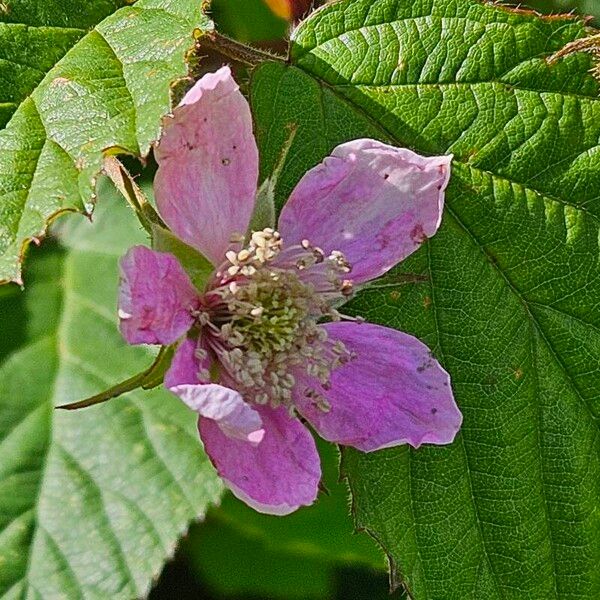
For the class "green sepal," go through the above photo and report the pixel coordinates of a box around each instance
[151,224,215,291]
[248,176,278,234]
[56,345,175,410]
[247,123,298,236]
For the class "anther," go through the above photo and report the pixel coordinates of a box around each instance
[341,279,353,296]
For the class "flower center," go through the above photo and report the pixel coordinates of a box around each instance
[194,228,354,412]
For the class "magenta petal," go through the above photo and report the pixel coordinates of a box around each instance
[154,66,259,265]
[118,246,198,345]
[278,139,451,283]
[199,406,321,515]
[294,322,462,451]
[164,337,205,388]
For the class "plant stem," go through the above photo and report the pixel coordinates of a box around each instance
[200,31,285,67]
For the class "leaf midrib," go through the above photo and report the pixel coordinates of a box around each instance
[446,203,599,427]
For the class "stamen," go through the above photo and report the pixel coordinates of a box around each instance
[192,230,355,411]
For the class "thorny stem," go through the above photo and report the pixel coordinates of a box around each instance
[548,33,600,81]
[200,31,286,67]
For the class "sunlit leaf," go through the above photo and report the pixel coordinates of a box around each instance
[0,0,211,284]
[0,180,223,598]
[251,1,600,597]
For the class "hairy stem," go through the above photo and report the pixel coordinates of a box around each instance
[200,31,285,67]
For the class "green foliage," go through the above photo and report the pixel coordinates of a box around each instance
[0,0,131,128]
[2,0,600,598]
[250,0,600,597]
[0,180,223,598]
[210,0,288,42]
[0,0,211,285]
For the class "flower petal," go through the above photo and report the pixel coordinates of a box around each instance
[165,337,264,444]
[118,246,198,345]
[278,139,451,283]
[171,384,265,444]
[294,322,462,451]
[199,406,321,515]
[154,66,259,265]
[164,336,205,388]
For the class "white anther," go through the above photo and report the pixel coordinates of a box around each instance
[317,397,331,412]
[226,250,238,264]
[197,368,211,381]
[250,306,264,317]
[237,249,251,262]
[341,279,353,296]
[255,247,268,263]
[252,231,268,247]
[241,265,256,276]
[255,393,269,405]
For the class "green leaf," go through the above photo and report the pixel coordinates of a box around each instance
[0,179,223,598]
[248,123,297,234]
[0,0,211,285]
[0,1,133,128]
[250,1,600,598]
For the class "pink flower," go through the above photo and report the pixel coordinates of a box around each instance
[118,66,462,515]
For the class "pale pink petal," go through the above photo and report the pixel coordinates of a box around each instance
[154,66,258,265]
[165,337,264,444]
[199,406,320,514]
[293,322,462,451]
[171,384,264,444]
[118,246,198,345]
[278,139,452,283]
